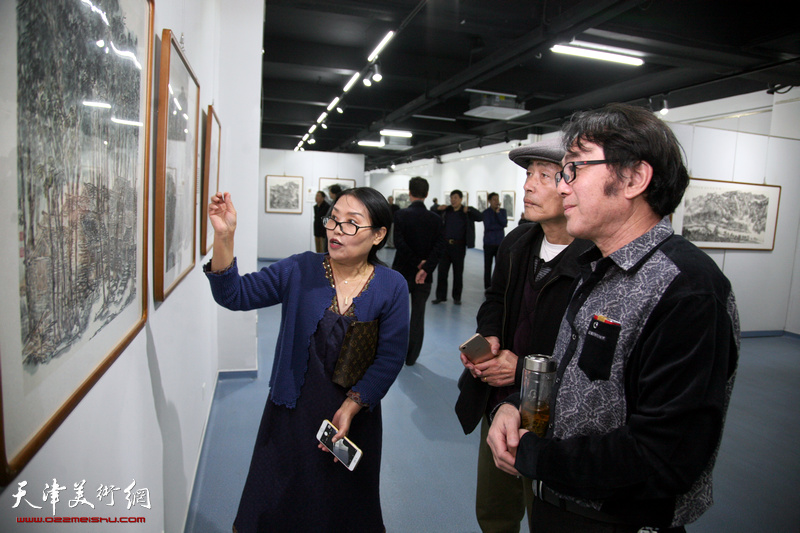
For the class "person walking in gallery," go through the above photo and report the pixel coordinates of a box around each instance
[328,183,342,204]
[385,195,401,248]
[391,177,446,366]
[432,189,482,305]
[488,103,740,532]
[455,137,591,532]
[204,187,409,533]
[481,192,508,289]
[430,197,439,212]
[313,190,330,253]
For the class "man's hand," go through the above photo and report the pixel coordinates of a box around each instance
[487,404,526,476]
[460,336,500,377]
[472,350,518,387]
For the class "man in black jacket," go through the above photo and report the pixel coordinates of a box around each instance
[433,190,482,304]
[392,177,446,365]
[455,137,592,532]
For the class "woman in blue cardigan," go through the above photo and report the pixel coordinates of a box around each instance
[205,187,409,532]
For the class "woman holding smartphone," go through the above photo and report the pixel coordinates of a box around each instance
[205,187,409,532]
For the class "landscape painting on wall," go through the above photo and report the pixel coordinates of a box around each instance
[0,0,154,483]
[266,175,304,214]
[672,178,781,250]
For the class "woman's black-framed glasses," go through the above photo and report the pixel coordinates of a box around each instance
[555,160,611,185]
[322,216,378,236]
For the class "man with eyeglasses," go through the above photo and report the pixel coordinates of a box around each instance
[391,177,445,366]
[488,103,740,532]
[456,136,591,532]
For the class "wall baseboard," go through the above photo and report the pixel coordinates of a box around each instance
[218,369,258,380]
[741,330,787,338]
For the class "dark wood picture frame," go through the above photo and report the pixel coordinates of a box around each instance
[154,28,201,301]
[201,105,221,256]
[0,0,154,483]
[671,177,782,251]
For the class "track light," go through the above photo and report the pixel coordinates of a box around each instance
[363,74,372,87]
[372,63,382,83]
[326,97,340,112]
[308,135,316,145]
[320,122,328,129]
[660,98,669,116]
[336,104,345,114]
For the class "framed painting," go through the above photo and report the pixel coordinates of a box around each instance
[319,177,356,201]
[200,105,221,256]
[266,175,304,214]
[392,189,410,209]
[154,28,200,301]
[0,0,154,483]
[476,190,488,212]
[671,178,781,250]
[501,190,516,219]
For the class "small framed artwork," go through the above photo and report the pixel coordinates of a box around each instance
[266,175,304,214]
[154,28,201,301]
[476,191,488,212]
[501,190,516,219]
[671,178,781,250]
[392,189,410,209]
[1,0,154,483]
[200,105,221,256]
[319,177,356,201]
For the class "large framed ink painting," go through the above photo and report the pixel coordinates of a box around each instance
[672,178,781,250]
[201,105,221,256]
[0,0,154,483]
[154,28,200,300]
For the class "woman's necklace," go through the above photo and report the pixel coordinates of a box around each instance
[331,262,372,307]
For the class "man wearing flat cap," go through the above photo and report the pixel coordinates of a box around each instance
[455,136,591,532]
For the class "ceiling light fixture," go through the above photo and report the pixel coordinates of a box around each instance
[320,122,328,129]
[309,124,317,133]
[317,111,328,123]
[336,103,345,114]
[326,97,340,112]
[358,139,385,147]
[367,31,395,62]
[660,98,669,116]
[380,129,412,138]
[372,63,382,83]
[343,73,361,93]
[363,73,372,87]
[550,44,644,66]
[308,135,316,145]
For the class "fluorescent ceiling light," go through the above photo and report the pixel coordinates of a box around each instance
[358,140,385,147]
[380,129,412,138]
[326,97,340,112]
[317,112,328,123]
[413,114,457,122]
[368,31,395,62]
[343,73,361,92]
[309,124,317,133]
[550,44,644,66]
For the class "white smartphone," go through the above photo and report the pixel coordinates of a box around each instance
[316,419,363,471]
[459,333,494,364]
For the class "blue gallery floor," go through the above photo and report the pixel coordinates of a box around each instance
[185,248,800,533]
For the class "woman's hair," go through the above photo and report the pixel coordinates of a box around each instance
[332,187,392,265]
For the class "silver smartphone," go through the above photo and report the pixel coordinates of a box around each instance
[459,333,494,364]
[316,419,363,471]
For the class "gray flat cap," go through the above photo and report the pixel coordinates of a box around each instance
[508,136,565,169]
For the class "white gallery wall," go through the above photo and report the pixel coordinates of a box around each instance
[0,0,264,532]
[258,148,365,259]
